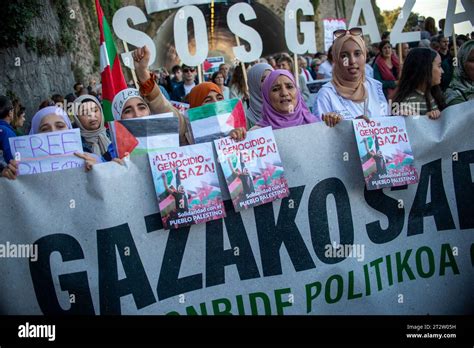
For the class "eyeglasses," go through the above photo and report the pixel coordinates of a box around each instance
[183,68,195,73]
[333,27,363,39]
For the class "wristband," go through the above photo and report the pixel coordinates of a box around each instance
[139,71,157,97]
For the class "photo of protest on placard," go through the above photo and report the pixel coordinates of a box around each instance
[214,127,289,211]
[353,117,419,190]
[148,143,225,229]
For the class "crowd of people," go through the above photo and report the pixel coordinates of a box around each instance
[1,17,473,181]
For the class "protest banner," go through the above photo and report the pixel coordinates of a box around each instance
[0,101,473,315]
[214,127,289,211]
[187,99,247,144]
[109,114,180,157]
[8,129,84,175]
[148,143,225,229]
[323,18,346,52]
[353,117,419,190]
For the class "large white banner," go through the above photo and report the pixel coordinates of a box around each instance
[0,102,473,315]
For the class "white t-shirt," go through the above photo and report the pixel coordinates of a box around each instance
[318,60,333,79]
[184,82,195,95]
[365,64,374,79]
[313,77,389,120]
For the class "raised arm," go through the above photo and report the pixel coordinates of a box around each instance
[133,46,191,145]
[161,172,172,194]
[227,157,238,176]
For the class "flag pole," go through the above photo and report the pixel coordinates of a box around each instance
[234,35,249,96]
[197,64,203,84]
[398,43,403,65]
[294,53,299,88]
[122,41,139,89]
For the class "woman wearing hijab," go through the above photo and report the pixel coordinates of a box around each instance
[313,28,389,127]
[445,40,474,106]
[2,106,101,180]
[247,63,274,128]
[252,69,319,130]
[187,82,225,108]
[187,82,247,141]
[73,95,112,158]
[132,45,246,141]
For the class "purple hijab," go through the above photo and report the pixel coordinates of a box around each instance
[258,69,319,129]
[30,106,72,134]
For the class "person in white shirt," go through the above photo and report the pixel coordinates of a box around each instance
[317,45,334,79]
[313,28,389,127]
[298,56,314,83]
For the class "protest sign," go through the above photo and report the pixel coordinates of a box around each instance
[0,101,473,315]
[203,56,225,80]
[109,114,180,157]
[114,1,472,67]
[187,99,247,144]
[170,101,190,114]
[323,18,346,52]
[353,117,419,190]
[148,142,226,229]
[8,129,84,175]
[214,127,289,211]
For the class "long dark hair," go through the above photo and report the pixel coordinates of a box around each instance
[393,48,446,112]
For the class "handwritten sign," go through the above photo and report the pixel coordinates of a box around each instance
[9,129,84,175]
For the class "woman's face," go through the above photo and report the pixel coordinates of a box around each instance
[431,53,444,86]
[39,114,69,133]
[202,91,224,105]
[269,75,297,114]
[260,69,272,85]
[213,73,225,86]
[382,43,392,58]
[78,101,102,131]
[464,50,474,81]
[121,97,150,119]
[339,40,365,82]
[18,113,25,127]
[402,43,410,58]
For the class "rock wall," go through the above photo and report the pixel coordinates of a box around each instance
[0,0,100,122]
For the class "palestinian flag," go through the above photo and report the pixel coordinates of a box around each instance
[187,99,247,144]
[109,115,180,158]
[95,0,127,122]
[203,59,213,72]
[109,121,138,159]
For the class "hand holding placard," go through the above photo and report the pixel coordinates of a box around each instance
[8,129,85,176]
